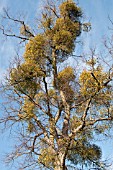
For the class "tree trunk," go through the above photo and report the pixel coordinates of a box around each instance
[54,152,67,170]
[54,166,65,170]
[54,164,67,170]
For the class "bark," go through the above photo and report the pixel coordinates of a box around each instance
[54,152,66,170]
[52,49,58,89]
[60,90,70,136]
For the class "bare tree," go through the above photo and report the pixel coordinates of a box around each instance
[0,0,113,170]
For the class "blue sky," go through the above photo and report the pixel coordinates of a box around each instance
[0,0,113,169]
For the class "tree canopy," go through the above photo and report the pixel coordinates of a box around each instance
[0,0,113,170]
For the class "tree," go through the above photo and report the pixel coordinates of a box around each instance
[0,0,113,170]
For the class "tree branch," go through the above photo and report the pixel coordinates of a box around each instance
[31,132,43,153]
[43,77,53,118]
[0,26,29,41]
[81,98,91,123]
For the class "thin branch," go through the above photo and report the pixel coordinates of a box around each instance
[88,117,112,126]
[17,89,47,115]
[1,9,34,40]
[33,115,47,133]
[31,132,43,153]
[91,72,100,86]
[0,26,29,41]
[45,5,59,18]
[54,105,62,124]
[43,77,53,118]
